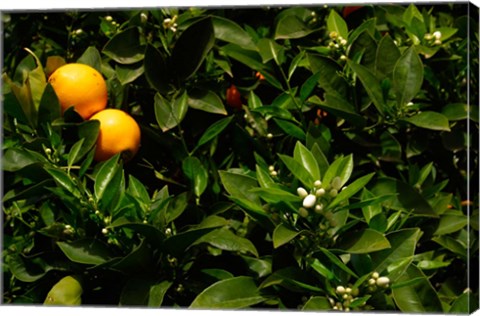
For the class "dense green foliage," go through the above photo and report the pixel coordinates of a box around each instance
[2,3,479,312]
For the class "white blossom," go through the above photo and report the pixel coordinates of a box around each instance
[303,194,317,208]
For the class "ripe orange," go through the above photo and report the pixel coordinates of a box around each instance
[48,63,108,119]
[89,109,141,162]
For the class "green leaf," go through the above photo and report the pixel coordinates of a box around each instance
[6,254,52,283]
[247,90,262,109]
[288,50,306,81]
[361,188,382,223]
[212,16,256,51]
[273,118,306,141]
[327,9,349,40]
[299,71,321,101]
[307,54,348,97]
[194,115,233,151]
[115,62,144,85]
[302,296,331,310]
[257,38,285,65]
[154,91,189,132]
[375,34,401,79]
[67,138,85,171]
[183,156,208,197]
[77,46,102,72]
[56,239,113,265]
[434,214,468,235]
[272,223,303,248]
[250,187,300,204]
[441,103,470,121]
[449,291,477,313]
[260,267,323,293]
[328,173,375,209]
[370,177,437,217]
[309,258,335,280]
[293,141,320,181]
[309,93,366,127]
[188,89,227,115]
[190,276,266,309]
[219,171,261,205]
[337,228,391,254]
[45,168,78,195]
[37,83,61,127]
[172,17,215,80]
[148,281,173,307]
[311,143,329,177]
[24,48,47,113]
[348,30,377,69]
[403,111,450,131]
[347,60,386,116]
[392,264,443,312]
[103,27,145,64]
[318,247,358,277]
[192,228,259,257]
[144,44,170,94]
[278,154,314,188]
[255,165,276,189]
[371,228,422,280]
[393,46,424,107]
[322,154,353,189]
[94,154,120,201]
[275,15,316,39]
[76,120,100,163]
[432,235,467,259]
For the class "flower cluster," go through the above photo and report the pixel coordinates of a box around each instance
[296,176,345,221]
[163,15,178,33]
[327,31,348,61]
[424,31,443,46]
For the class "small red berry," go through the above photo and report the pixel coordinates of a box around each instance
[226,84,242,109]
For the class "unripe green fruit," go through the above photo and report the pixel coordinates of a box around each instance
[44,275,83,305]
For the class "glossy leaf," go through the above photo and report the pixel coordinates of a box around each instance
[278,154,314,188]
[172,17,215,80]
[434,214,468,235]
[375,34,401,79]
[273,119,306,141]
[77,46,102,72]
[302,296,332,310]
[188,89,227,115]
[144,44,170,94]
[219,171,261,205]
[371,228,422,279]
[190,276,266,309]
[322,154,353,189]
[56,239,113,265]
[307,54,348,97]
[154,91,189,132]
[194,115,233,151]
[337,228,391,254]
[293,141,320,181]
[103,27,145,64]
[272,223,303,248]
[392,264,443,312]
[275,15,316,39]
[403,111,451,131]
[115,62,144,85]
[393,46,424,107]
[328,173,374,209]
[347,60,386,116]
[183,156,208,197]
[148,281,173,307]
[37,83,61,127]
[192,228,259,257]
[327,9,348,40]
[348,30,377,69]
[67,138,85,170]
[94,154,120,202]
[212,16,256,51]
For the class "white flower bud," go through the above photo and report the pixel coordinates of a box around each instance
[314,180,322,187]
[342,293,349,300]
[314,203,324,214]
[297,187,309,198]
[372,271,379,279]
[329,31,338,39]
[267,133,273,139]
[424,33,433,40]
[433,31,442,39]
[345,287,352,294]
[329,189,338,197]
[376,276,390,287]
[270,171,278,177]
[368,278,376,285]
[64,224,71,230]
[105,15,113,21]
[75,29,83,35]
[316,188,326,197]
[268,165,275,172]
[340,39,347,46]
[331,176,342,190]
[434,39,442,45]
[336,285,346,294]
[101,228,108,235]
[303,194,317,208]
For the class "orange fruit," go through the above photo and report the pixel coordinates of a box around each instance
[89,109,141,162]
[48,63,108,119]
[226,84,242,109]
